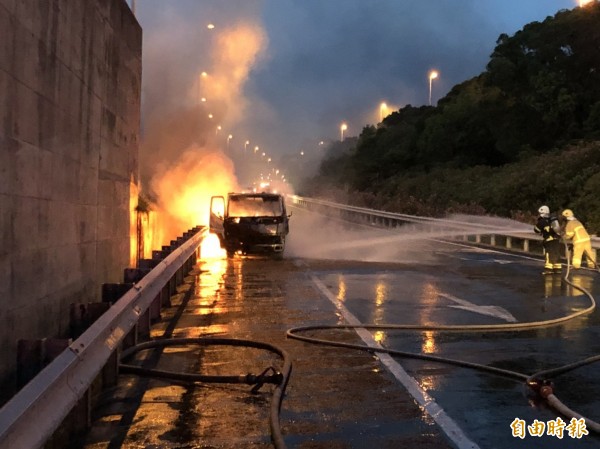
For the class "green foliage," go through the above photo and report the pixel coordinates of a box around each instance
[303,4,600,234]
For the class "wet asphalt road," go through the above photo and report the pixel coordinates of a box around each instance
[78,209,600,449]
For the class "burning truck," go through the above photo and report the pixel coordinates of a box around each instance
[209,192,290,257]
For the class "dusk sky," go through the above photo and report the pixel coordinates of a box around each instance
[134,0,585,174]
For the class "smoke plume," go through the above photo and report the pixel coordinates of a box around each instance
[137,5,268,245]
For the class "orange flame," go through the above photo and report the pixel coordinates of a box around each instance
[150,146,239,245]
[200,233,226,259]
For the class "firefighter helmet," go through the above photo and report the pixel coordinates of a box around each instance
[562,209,574,218]
[538,205,550,215]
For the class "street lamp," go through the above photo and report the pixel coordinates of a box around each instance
[244,140,250,153]
[428,70,439,106]
[227,134,233,149]
[215,125,222,135]
[340,123,348,141]
[380,102,388,122]
[254,146,259,154]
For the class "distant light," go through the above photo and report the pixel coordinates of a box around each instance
[428,70,439,106]
[201,71,208,78]
[208,113,213,119]
[207,23,215,29]
[380,102,388,121]
[201,97,207,102]
[340,122,348,141]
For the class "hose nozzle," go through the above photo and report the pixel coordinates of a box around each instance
[527,378,554,398]
[245,367,284,393]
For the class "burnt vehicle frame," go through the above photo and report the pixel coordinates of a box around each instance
[209,192,290,257]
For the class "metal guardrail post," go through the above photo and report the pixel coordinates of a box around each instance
[0,228,203,449]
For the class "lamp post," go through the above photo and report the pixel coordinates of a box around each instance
[244,140,250,153]
[340,123,348,141]
[227,134,233,150]
[380,102,388,122]
[428,70,439,106]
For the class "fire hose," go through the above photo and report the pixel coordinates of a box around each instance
[117,244,599,448]
[119,337,292,449]
[287,243,600,435]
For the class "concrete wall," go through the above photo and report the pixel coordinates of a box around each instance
[0,0,141,394]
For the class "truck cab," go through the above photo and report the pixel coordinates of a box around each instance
[209,192,290,257]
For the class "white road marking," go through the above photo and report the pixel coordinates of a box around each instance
[309,274,481,449]
[440,293,517,323]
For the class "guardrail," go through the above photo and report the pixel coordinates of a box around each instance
[288,195,600,259]
[0,227,204,449]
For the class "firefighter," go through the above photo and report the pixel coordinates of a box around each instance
[561,209,596,270]
[534,205,562,274]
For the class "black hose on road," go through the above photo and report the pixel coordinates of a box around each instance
[119,337,292,449]
[287,245,600,434]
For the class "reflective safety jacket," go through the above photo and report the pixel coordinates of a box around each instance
[564,218,590,244]
[534,214,561,242]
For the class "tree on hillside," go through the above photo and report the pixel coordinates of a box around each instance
[303,3,600,227]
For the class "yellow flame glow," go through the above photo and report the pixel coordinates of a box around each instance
[200,233,226,259]
[140,17,268,254]
[150,146,238,243]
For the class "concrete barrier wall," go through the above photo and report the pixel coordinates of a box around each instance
[0,0,141,396]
